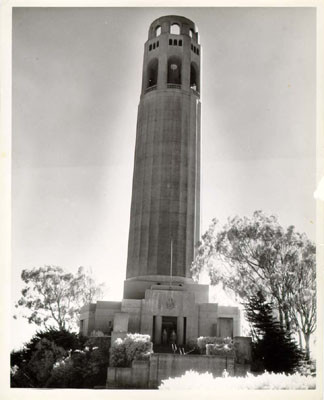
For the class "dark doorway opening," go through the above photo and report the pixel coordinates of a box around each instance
[161,316,177,345]
[190,62,200,92]
[147,58,158,88]
[167,56,182,85]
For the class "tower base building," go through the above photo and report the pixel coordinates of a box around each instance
[80,281,241,345]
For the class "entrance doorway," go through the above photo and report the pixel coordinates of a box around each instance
[161,316,177,345]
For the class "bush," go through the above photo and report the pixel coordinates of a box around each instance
[206,341,235,356]
[186,338,198,351]
[110,333,153,367]
[110,338,127,367]
[11,337,67,387]
[10,328,109,388]
[196,336,233,355]
[47,337,110,388]
[47,354,76,387]
[296,359,316,377]
[11,327,85,370]
[159,370,316,390]
[90,330,105,337]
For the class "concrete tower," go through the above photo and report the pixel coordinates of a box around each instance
[125,16,201,294]
[80,16,242,350]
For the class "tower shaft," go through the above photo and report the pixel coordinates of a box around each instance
[126,15,201,285]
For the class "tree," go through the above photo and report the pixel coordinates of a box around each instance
[10,328,108,388]
[15,266,105,331]
[192,211,316,358]
[244,291,303,374]
[11,327,86,371]
[11,336,67,388]
[46,337,111,388]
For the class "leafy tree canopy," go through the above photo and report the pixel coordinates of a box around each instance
[192,211,316,358]
[15,265,105,331]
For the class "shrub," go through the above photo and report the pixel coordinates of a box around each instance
[11,328,109,388]
[110,333,153,367]
[47,354,76,387]
[206,341,235,356]
[11,327,85,370]
[186,338,198,351]
[47,337,110,388]
[90,330,105,337]
[11,337,66,388]
[196,336,233,355]
[296,359,316,377]
[159,370,316,390]
[110,338,127,367]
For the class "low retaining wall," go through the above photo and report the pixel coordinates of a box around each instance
[148,353,235,388]
[107,360,149,389]
[107,353,250,389]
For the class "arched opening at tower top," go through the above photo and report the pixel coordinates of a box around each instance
[155,26,161,37]
[167,56,182,85]
[170,23,180,35]
[146,58,158,88]
[190,62,200,92]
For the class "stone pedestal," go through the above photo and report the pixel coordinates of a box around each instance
[113,312,129,332]
[110,312,129,345]
[234,336,252,364]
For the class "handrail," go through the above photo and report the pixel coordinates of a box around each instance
[167,83,182,90]
[144,84,200,96]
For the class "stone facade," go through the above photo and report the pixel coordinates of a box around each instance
[80,284,241,343]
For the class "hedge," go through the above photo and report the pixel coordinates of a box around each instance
[110,333,153,367]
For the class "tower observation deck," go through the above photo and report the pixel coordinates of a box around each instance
[125,15,201,292]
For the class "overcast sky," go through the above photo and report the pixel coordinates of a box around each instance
[11,7,316,349]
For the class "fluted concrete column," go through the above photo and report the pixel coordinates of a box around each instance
[126,15,201,282]
[154,315,162,344]
[177,316,184,346]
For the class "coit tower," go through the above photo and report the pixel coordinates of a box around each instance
[80,16,241,342]
[125,15,201,295]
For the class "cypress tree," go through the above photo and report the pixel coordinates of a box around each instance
[244,291,303,373]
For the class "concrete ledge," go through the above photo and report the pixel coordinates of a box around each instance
[149,353,235,388]
[96,301,121,309]
[107,367,133,389]
[107,353,249,389]
[107,361,150,389]
[150,284,185,291]
[80,303,96,313]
